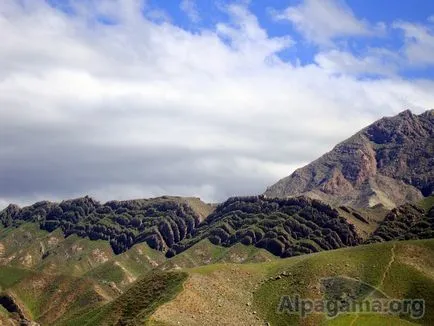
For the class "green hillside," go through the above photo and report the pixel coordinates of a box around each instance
[149,239,434,326]
[1,196,433,325]
[1,235,433,325]
[253,239,434,326]
[0,265,115,325]
[419,195,434,211]
[63,271,187,326]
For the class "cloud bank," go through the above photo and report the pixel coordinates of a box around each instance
[0,0,433,207]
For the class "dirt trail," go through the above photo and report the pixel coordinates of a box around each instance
[378,243,396,290]
[349,314,358,326]
[350,244,396,326]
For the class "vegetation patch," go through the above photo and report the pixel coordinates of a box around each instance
[64,271,188,326]
[0,196,206,255]
[367,204,434,243]
[253,239,434,326]
[170,196,362,258]
[0,267,34,290]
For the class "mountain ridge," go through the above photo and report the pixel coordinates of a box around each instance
[0,195,365,259]
[265,109,434,209]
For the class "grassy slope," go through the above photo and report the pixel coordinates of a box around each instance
[149,239,434,326]
[0,266,35,291]
[0,226,124,324]
[0,223,51,267]
[2,221,434,325]
[183,197,216,222]
[0,223,166,291]
[37,235,114,276]
[337,205,388,240]
[0,266,116,325]
[83,239,274,292]
[0,223,115,275]
[162,238,276,269]
[0,224,277,294]
[0,239,272,325]
[62,271,188,326]
[254,239,434,326]
[419,195,434,211]
[85,243,167,290]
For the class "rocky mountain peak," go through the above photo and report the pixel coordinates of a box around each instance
[265,109,434,209]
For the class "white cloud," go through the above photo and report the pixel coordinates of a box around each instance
[272,0,378,45]
[394,20,434,66]
[180,0,200,23]
[315,48,400,77]
[0,0,433,208]
[216,4,294,62]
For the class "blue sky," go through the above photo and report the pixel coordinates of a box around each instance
[1,0,434,206]
[47,0,434,78]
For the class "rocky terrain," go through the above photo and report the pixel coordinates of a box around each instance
[265,109,434,209]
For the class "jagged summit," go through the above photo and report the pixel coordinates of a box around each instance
[265,109,434,209]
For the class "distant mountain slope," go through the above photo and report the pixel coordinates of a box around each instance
[265,109,434,209]
[169,196,362,258]
[367,200,434,243]
[1,195,364,260]
[0,193,431,265]
[0,196,214,255]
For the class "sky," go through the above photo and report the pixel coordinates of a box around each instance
[1,0,434,208]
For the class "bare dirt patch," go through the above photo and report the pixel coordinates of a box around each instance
[145,255,159,268]
[150,266,265,326]
[90,249,110,264]
[0,243,5,257]
[47,236,60,247]
[19,254,33,268]
[397,244,434,279]
[93,284,113,302]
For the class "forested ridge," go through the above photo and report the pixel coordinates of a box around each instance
[0,196,202,254]
[0,195,365,258]
[168,196,362,257]
[367,203,434,243]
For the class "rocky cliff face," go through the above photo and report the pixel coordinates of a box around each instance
[265,109,434,209]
